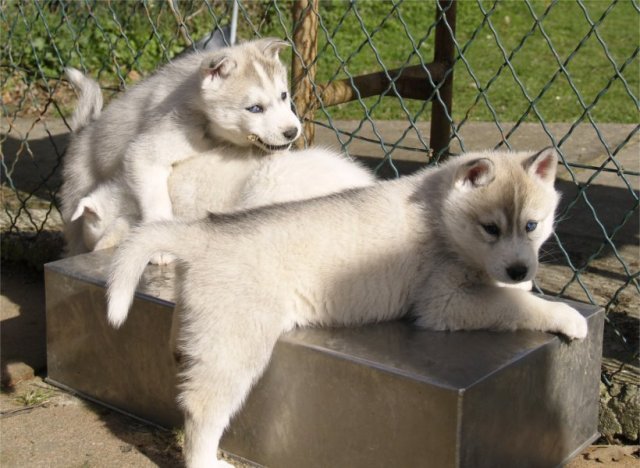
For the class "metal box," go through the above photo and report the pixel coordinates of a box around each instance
[45,250,604,467]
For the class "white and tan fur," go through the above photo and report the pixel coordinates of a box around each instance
[107,148,587,467]
[72,149,376,251]
[65,67,373,254]
[61,38,301,257]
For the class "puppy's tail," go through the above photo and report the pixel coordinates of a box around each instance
[65,67,103,131]
[107,221,191,329]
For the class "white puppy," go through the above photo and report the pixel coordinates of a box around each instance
[107,148,588,467]
[61,38,301,256]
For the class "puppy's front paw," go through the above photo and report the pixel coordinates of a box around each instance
[149,252,176,265]
[552,302,588,340]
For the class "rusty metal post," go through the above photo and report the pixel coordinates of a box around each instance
[291,0,319,148]
[429,0,457,160]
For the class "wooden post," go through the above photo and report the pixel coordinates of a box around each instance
[429,0,457,160]
[315,63,446,108]
[291,0,319,148]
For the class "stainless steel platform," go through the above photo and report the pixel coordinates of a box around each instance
[45,249,604,468]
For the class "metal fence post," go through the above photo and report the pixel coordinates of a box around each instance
[429,0,457,160]
[291,0,319,149]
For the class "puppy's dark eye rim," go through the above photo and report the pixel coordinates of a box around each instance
[481,223,500,236]
[525,220,538,232]
[246,104,264,113]
[281,91,287,100]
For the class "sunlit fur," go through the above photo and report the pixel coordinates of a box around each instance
[107,149,587,468]
[61,38,301,257]
[72,148,375,252]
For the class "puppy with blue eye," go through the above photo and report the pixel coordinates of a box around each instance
[61,38,301,262]
[107,148,587,468]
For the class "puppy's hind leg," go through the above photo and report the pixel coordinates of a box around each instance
[177,302,288,468]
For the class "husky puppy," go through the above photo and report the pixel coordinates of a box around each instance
[72,149,375,251]
[64,67,373,254]
[107,148,587,467]
[61,37,301,256]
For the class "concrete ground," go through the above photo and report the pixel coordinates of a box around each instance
[1,118,638,466]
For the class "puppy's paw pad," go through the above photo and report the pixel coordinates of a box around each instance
[149,252,176,265]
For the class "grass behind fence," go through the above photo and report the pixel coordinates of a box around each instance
[2,1,638,124]
[306,0,639,124]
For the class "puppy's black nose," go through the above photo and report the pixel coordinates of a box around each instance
[283,127,299,141]
[506,264,528,281]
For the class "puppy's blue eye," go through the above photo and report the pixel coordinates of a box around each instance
[525,221,538,233]
[246,104,264,113]
[281,91,287,101]
[482,223,500,237]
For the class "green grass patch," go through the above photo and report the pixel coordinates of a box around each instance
[2,0,637,123]
[15,388,55,407]
[296,0,640,124]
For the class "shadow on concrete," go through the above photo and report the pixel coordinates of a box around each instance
[2,133,68,202]
[0,262,47,390]
[552,181,639,267]
[90,406,184,468]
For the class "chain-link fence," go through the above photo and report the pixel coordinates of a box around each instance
[2,0,638,443]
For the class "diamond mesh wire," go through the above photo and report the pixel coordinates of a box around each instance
[1,0,638,442]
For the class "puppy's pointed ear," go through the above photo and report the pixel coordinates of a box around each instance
[523,147,558,185]
[71,196,100,222]
[200,55,237,89]
[455,158,495,190]
[260,38,290,60]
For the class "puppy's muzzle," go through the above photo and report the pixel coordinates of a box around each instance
[248,129,299,152]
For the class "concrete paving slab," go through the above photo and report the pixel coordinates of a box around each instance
[1,377,180,468]
[0,378,256,468]
[313,120,639,171]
